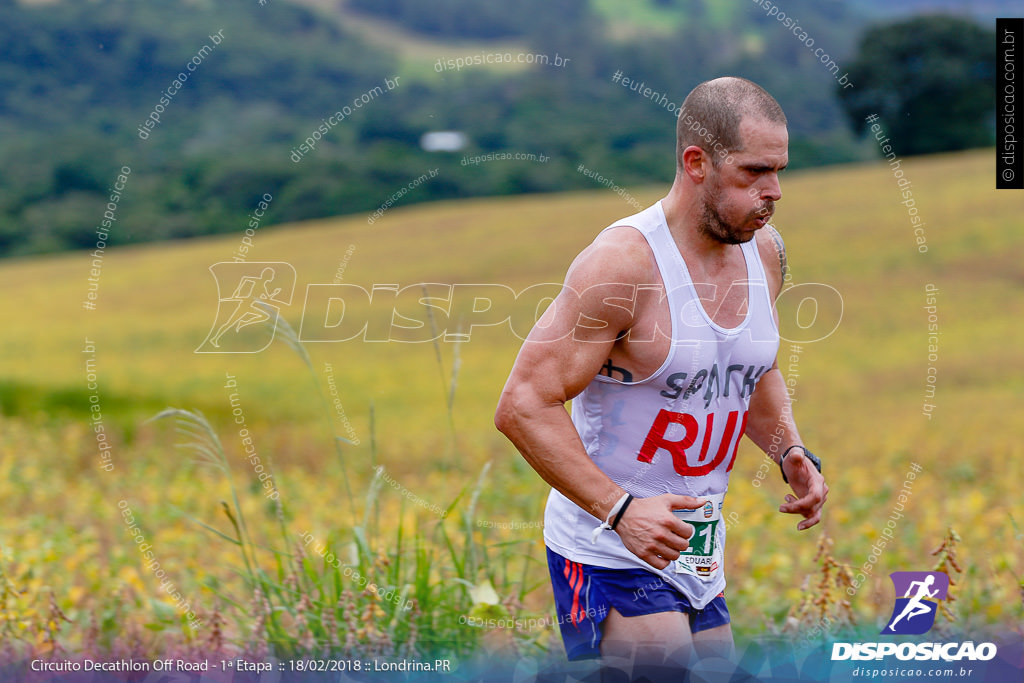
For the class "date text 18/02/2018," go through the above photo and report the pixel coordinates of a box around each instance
[285,659,452,673]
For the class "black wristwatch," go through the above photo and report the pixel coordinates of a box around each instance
[779,445,822,484]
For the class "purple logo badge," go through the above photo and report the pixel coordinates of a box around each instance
[882,571,949,635]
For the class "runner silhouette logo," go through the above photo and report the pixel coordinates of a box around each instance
[881,571,949,635]
[196,262,296,353]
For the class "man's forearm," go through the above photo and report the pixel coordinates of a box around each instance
[744,367,802,464]
[496,393,625,521]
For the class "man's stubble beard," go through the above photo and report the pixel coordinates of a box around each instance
[697,173,772,246]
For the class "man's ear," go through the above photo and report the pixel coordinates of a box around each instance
[681,145,709,184]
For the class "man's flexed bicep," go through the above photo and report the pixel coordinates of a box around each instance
[494,230,645,516]
[495,228,705,569]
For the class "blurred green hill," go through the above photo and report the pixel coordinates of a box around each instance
[0,0,994,257]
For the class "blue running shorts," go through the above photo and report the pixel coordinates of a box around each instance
[546,546,730,660]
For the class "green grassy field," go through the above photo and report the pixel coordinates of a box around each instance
[591,0,741,38]
[0,149,1021,660]
[291,0,537,82]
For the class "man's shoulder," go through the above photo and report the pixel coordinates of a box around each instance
[574,224,658,287]
[754,224,786,294]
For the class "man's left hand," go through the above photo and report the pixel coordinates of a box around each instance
[780,449,828,530]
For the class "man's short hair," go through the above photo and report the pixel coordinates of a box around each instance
[676,77,787,169]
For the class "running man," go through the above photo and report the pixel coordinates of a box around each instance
[495,77,828,670]
[888,575,939,631]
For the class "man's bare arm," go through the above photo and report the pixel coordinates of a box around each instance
[495,228,704,569]
[745,364,827,530]
[747,226,828,530]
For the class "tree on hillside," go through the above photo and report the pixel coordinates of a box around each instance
[837,15,994,155]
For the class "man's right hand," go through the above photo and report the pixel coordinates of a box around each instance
[614,494,707,570]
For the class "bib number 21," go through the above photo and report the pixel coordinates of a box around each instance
[681,520,717,557]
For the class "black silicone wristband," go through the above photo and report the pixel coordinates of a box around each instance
[779,445,804,483]
[610,494,633,531]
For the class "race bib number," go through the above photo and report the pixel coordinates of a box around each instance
[671,492,725,581]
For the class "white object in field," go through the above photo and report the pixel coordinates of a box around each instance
[421,130,468,152]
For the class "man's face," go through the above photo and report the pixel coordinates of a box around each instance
[697,117,788,245]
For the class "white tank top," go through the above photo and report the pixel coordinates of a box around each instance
[543,200,780,608]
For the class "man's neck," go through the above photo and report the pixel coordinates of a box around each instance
[660,180,738,270]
